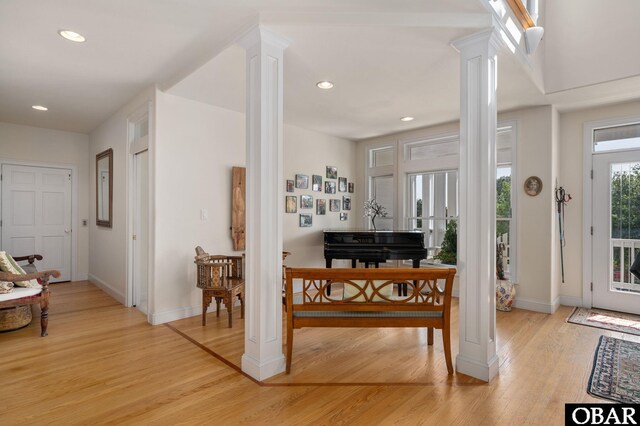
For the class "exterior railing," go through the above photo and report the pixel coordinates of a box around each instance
[610,238,640,293]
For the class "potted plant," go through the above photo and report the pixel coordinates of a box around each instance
[434,221,457,265]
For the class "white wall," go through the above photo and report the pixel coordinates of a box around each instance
[558,100,640,304]
[0,121,89,280]
[151,91,356,323]
[88,87,156,303]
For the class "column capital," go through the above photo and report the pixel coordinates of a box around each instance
[451,27,503,55]
[237,25,291,51]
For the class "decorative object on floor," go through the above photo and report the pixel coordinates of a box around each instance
[316,199,326,215]
[0,253,60,336]
[329,199,340,212]
[524,176,542,196]
[286,179,294,193]
[326,166,337,179]
[312,175,322,192]
[363,198,387,231]
[325,181,336,194]
[587,335,640,403]
[348,182,354,193]
[496,280,516,312]
[194,247,244,328]
[300,194,313,209]
[342,196,351,210]
[340,212,347,221]
[295,174,308,189]
[555,184,572,283]
[299,214,312,227]
[231,167,246,251]
[285,196,297,213]
[567,307,640,336]
[338,177,347,192]
[433,221,457,264]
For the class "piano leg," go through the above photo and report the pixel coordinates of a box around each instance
[351,259,356,268]
[325,258,332,295]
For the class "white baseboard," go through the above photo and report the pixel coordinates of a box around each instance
[559,295,583,307]
[88,273,125,305]
[513,296,558,314]
[149,300,241,325]
[73,272,88,281]
[150,306,199,325]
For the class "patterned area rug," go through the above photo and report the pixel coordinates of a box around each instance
[588,336,640,403]
[567,307,640,336]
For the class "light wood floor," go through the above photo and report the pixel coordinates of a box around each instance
[2,281,637,425]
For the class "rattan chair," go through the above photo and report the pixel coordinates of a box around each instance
[194,247,244,327]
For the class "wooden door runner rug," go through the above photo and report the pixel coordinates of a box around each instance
[567,307,640,336]
[588,336,640,403]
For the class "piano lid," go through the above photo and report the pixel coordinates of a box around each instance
[323,228,424,234]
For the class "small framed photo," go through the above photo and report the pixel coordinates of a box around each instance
[285,196,297,213]
[338,177,347,192]
[340,212,348,221]
[316,199,326,215]
[342,196,351,210]
[330,199,340,212]
[325,181,336,194]
[295,174,309,189]
[524,176,542,196]
[326,166,337,179]
[299,214,312,227]
[300,194,313,209]
[312,175,322,192]
[348,182,354,193]
[286,180,295,193]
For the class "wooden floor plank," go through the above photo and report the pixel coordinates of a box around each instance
[0,281,623,425]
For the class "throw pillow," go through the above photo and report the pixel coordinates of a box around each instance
[0,252,41,288]
[343,279,393,302]
[0,281,14,294]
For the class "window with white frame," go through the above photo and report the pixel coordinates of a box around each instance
[407,170,458,259]
[496,124,517,280]
[363,123,517,275]
[365,143,396,231]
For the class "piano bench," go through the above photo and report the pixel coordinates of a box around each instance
[284,267,456,375]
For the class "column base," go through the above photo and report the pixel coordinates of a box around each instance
[241,352,286,381]
[455,353,499,382]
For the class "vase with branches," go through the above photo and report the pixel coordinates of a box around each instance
[363,199,388,231]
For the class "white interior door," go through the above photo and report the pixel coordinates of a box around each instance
[592,150,640,314]
[1,164,72,282]
[132,150,149,314]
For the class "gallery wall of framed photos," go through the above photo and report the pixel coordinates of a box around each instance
[285,165,354,227]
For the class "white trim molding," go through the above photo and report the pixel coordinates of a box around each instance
[88,273,126,305]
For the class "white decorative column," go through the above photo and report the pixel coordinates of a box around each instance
[238,26,289,380]
[452,29,502,382]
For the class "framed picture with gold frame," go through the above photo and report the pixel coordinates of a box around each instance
[524,176,542,196]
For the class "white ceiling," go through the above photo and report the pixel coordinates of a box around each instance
[0,0,638,139]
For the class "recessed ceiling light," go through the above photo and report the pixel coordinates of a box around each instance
[58,29,86,43]
[316,81,334,90]
[32,105,48,111]
[400,116,414,122]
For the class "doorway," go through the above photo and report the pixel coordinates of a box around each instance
[131,150,149,315]
[1,163,72,282]
[592,150,640,315]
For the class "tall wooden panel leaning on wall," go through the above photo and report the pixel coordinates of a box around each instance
[231,167,246,251]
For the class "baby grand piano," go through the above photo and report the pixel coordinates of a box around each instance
[324,229,428,296]
[324,229,428,269]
